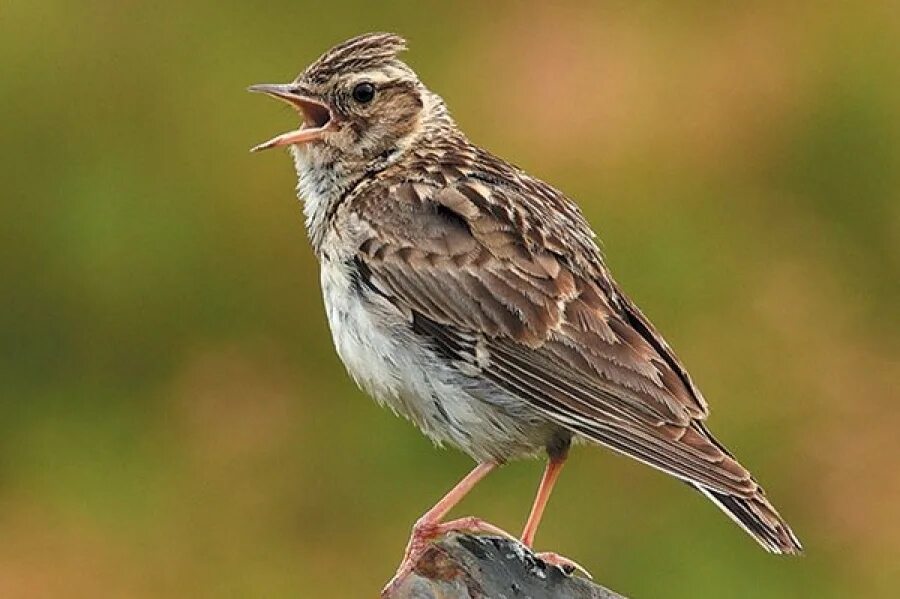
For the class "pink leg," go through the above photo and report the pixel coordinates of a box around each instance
[415,462,496,526]
[382,462,513,597]
[520,456,591,578]
[521,456,566,547]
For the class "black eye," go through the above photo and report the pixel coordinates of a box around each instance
[352,82,376,104]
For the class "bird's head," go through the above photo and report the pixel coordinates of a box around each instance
[250,33,441,164]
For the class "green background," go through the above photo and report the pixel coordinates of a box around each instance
[2,1,898,597]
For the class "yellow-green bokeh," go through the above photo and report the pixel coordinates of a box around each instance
[1,1,898,597]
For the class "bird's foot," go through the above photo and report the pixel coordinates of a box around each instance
[380,516,516,597]
[534,550,592,579]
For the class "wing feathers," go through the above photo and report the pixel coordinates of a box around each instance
[346,170,800,552]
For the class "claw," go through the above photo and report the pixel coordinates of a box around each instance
[535,551,593,579]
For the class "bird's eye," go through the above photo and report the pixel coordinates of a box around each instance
[352,82,376,104]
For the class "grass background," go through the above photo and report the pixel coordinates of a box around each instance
[1,1,898,596]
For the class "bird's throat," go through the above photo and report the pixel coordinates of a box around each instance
[291,145,364,254]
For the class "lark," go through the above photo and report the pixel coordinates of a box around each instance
[249,32,802,594]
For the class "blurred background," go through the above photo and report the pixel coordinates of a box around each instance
[1,1,898,597]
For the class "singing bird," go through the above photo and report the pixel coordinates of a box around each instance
[249,32,802,593]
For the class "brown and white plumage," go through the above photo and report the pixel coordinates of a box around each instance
[250,31,802,570]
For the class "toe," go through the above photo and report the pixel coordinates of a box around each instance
[535,551,592,579]
[435,516,517,540]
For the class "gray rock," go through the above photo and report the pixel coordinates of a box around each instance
[388,533,626,599]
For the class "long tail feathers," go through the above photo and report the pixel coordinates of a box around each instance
[695,484,803,555]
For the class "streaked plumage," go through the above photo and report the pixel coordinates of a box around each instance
[250,31,802,577]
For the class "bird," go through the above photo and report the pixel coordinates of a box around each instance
[249,32,802,594]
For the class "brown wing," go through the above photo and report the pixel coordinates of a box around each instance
[349,168,801,553]
[349,174,760,497]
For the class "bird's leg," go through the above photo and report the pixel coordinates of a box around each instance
[521,455,566,547]
[521,454,592,578]
[412,461,497,531]
[382,461,515,596]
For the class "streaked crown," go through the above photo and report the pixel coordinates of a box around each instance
[300,32,410,85]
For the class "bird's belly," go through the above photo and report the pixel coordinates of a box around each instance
[319,257,551,462]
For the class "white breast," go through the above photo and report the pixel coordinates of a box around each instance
[319,256,405,405]
[318,254,550,463]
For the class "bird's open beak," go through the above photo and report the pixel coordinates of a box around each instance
[248,83,335,152]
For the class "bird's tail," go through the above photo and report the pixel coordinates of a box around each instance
[694,484,803,555]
